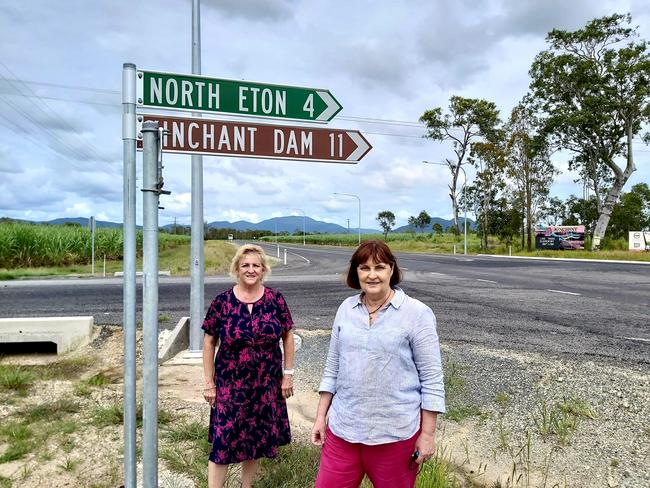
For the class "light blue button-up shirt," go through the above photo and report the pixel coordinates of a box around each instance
[319,287,445,445]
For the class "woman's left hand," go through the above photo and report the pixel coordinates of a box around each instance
[281,374,294,399]
[414,431,436,465]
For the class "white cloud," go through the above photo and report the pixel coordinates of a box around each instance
[0,0,648,227]
[220,209,260,223]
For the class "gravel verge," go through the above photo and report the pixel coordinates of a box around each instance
[292,329,650,488]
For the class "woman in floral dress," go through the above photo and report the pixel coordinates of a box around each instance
[202,244,295,488]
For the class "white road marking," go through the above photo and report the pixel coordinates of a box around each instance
[618,336,650,344]
[547,289,581,296]
[476,279,497,284]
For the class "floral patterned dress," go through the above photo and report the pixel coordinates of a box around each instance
[202,287,293,464]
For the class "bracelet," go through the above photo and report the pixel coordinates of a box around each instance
[283,369,295,375]
[203,386,216,390]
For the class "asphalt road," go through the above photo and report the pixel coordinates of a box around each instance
[1,243,648,365]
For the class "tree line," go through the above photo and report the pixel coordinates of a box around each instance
[417,13,649,251]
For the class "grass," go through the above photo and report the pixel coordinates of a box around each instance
[441,359,483,423]
[43,356,94,378]
[157,420,463,488]
[1,234,234,279]
[495,391,510,408]
[92,402,173,428]
[0,402,85,465]
[18,397,81,423]
[445,405,483,422]
[0,359,96,397]
[496,418,510,451]
[533,396,596,446]
[255,443,321,488]
[0,421,36,463]
[159,240,235,276]
[0,366,36,393]
[79,372,112,388]
[58,456,78,472]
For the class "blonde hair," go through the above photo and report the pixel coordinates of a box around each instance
[229,244,271,281]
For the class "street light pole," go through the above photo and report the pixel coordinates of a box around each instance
[422,161,468,255]
[334,192,361,245]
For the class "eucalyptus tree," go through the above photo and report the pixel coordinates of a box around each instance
[469,139,507,249]
[417,211,432,233]
[504,102,557,251]
[540,196,568,226]
[529,13,650,249]
[420,96,500,234]
[607,183,650,239]
[376,211,396,240]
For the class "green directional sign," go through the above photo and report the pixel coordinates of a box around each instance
[136,70,342,123]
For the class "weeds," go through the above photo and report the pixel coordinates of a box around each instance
[443,360,466,397]
[58,457,78,472]
[0,438,35,463]
[445,405,482,422]
[92,402,173,428]
[559,396,596,420]
[19,397,80,423]
[495,391,509,408]
[0,421,35,464]
[44,357,94,378]
[533,396,596,446]
[496,418,510,450]
[0,365,36,393]
[73,382,92,397]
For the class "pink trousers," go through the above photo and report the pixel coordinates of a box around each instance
[314,426,420,488]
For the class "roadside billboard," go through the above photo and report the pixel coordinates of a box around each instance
[535,225,585,250]
[628,231,650,251]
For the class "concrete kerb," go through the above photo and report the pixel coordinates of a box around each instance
[114,270,172,277]
[0,316,94,354]
[158,317,303,365]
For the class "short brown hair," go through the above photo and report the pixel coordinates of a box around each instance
[346,240,402,289]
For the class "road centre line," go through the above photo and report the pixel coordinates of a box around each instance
[547,289,581,296]
[476,279,497,284]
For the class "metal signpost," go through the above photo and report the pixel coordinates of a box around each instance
[140,121,161,488]
[190,0,204,356]
[121,62,137,488]
[136,114,371,163]
[137,70,342,122]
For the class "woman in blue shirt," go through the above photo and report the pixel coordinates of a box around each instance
[311,240,445,488]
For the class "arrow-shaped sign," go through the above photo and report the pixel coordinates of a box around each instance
[136,114,371,164]
[137,70,342,123]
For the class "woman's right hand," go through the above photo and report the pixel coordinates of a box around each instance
[311,417,327,446]
[203,385,217,407]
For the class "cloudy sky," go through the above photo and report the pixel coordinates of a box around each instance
[0,0,648,230]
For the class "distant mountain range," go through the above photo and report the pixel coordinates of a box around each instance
[3,215,474,233]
